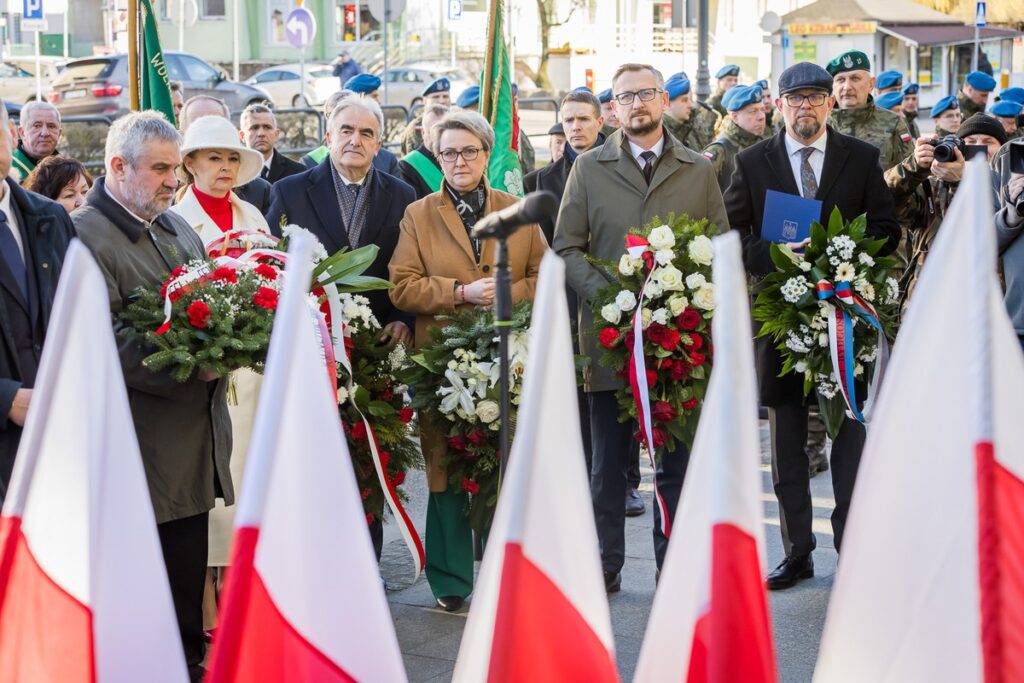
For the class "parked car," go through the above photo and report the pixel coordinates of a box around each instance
[49,52,271,118]
[380,65,473,108]
[0,56,66,104]
[244,64,337,108]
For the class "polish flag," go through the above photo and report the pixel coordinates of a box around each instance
[205,233,406,683]
[452,251,619,683]
[633,231,777,683]
[0,242,188,682]
[814,157,1024,681]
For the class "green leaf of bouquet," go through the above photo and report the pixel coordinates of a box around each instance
[769,243,796,271]
[826,207,844,238]
[810,221,827,249]
[325,274,394,293]
[312,244,380,283]
[818,394,847,440]
[367,400,396,417]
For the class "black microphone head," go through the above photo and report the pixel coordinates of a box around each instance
[520,190,560,223]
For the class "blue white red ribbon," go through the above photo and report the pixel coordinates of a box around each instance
[815,280,890,423]
[625,234,671,538]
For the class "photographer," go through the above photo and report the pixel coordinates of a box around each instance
[892,113,1004,305]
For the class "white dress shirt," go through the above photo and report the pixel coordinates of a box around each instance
[784,131,828,197]
[628,136,665,165]
[0,181,24,260]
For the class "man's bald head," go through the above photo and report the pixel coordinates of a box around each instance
[178,95,230,133]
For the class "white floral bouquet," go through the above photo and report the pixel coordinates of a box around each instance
[590,214,716,456]
[754,209,900,437]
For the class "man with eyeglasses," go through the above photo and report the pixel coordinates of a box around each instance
[723,62,899,591]
[554,62,728,594]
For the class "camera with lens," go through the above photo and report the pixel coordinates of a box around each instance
[927,134,965,163]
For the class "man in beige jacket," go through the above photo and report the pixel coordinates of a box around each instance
[553,62,728,593]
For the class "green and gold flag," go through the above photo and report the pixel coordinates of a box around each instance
[139,0,176,125]
[480,0,524,196]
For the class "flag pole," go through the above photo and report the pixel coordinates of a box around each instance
[480,0,498,118]
[128,0,140,111]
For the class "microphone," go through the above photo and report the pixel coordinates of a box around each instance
[471,190,559,240]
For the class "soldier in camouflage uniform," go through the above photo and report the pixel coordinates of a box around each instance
[707,64,739,117]
[661,76,701,149]
[665,71,719,149]
[399,77,453,155]
[957,70,995,121]
[991,100,1024,141]
[875,90,904,116]
[701,84,766,192]
[598,88,620,139]
[930,95,962,137]
[902,83,921,139]
[874,69,902,95]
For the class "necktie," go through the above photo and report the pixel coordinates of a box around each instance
[261,166,270,180]
[640,150,656,185]
[799,147,818,199]
[346,183,362,246]
[0,209,26,301]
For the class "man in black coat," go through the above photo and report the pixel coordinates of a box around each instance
[240,102,307,184]
[0,102,75,501]
[724,62,900,590]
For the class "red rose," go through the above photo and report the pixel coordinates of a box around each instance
[168,265,186,279]
[467,428,487,446]
[652,400,677,423]
[659,328,681,351]
[652,427,667,448]
[646,369,657,386]
[365,513,375,525]
[447,436,466,451]
[686,333,704,351]
[678,308,702,331]
[399,406,414,423]
[253,286,279,311]
[646,323,666,344]
[360,487,372,501]
[461,478,481,495]
[669,359,691,381]
[599,327,620,349]
[186,301,211,328]
[390,470,406,487]
[350,421,368,440]
[254,263,278,281]
[212,266,238,283]
[682,398,699,411]
[689,352,707,366]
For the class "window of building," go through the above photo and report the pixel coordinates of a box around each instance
[201,0,226,19]
[268,0,291,44]
[334,2,380,42]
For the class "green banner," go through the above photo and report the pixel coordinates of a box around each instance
[481,0,524,196]
[140,0,176,126]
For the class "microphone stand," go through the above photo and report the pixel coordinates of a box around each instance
[492,235,513,483]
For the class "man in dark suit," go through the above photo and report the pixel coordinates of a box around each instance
[240,102,306,184]
[299,90,401,178]
[724,62,900,590]
[0,101,75,501]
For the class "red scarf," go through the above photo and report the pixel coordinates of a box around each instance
[192,186,233,233]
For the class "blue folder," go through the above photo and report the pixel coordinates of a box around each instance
[761,190,822,244]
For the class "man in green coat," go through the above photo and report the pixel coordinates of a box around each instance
[702,83,766,192]
[11,101,61,182]
[957,70,995,120]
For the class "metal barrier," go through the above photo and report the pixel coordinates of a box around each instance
[60,115,115,174]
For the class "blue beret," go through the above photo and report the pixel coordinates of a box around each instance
[344,73,381,94]
[778,61,833,95]
[665,77,691,100]
[902,82,919,95]
[966,70,996,92]
[715,64,740,79]
[725,84,763,112]
[668,72,688,82]
[456,85,480,108]
[597,88,613,104]
[875,70,902,90]
[755,79,769,91]
[991,100,1023,118]
[931,95,959,118]
[1000,87,1024,104]
[422,77,451,97]
[572,86,593,93]
[875,91,904,110]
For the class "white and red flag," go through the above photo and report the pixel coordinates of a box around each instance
[452,251,618,682]
[633,231,777,683]
[0,241,189,682]
[814,157,1024,681]
[205,232,406,682]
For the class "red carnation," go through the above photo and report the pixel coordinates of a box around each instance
[682,398,699,411]
[461,478,481,495]
[467,428,487,446]
[689,351,707,366]
[390,470,406,487]
[365,513,375,525]
[168,265,186,279]
[646,369,657,386]
[350,421,368,440]
[652,400,677,423]
[677,307,702,331]
[686,333,704,351]
[253,286,279,311]
[659,328,681,351]
[599,327,620,349]
[254,263,278,281]
[169,285,190,303]
[186,300,211,328]
[211,266,237,283]
[399,406,414,423]
[669,359,691,381]
[447,435,466,451]
[360,487,372,501]
[652,427,667,448]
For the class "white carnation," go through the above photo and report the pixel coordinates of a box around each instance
[647,225,676,250]
[693,284,715,310]
[475,399,500,424]
[687,235,714,266]
[601,303,622,324]
[885,276,900,304]
[685,272,707,290]
[858,252,875,267]
[336,386,349,404]
[615,290,637,312]
[618,254,636,276]
[668,294,689,316]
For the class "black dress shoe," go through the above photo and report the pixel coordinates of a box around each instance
[604,571,621,593]
[765,555,814,590]
[625,488,645,517]
[436,595,465,612]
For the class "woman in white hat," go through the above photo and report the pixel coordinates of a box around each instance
[169,114,268,640]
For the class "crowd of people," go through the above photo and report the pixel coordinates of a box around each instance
[0,53,1022,680]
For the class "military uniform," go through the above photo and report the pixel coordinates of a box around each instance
[707,90,726,117]
[905,110,921,140]
[399,115,424,156]
[690,101,721,150]
[662,113,700,150]
[958,91,983,120]
[600,123,618,138]
[828,98,914,172]
[702,117,763,193]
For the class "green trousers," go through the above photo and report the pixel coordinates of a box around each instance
[425,489,474,600]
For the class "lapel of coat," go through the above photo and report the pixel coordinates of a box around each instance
[9,184,46,326]
[815,127,849,201]
[360,170,390,248]
[437,183,478,264]
[598,131,648,197]
[307,162,348,254]
[764,130,801,197]
[268,150,283,183]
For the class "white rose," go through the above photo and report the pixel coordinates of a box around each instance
[645,280,664,298]
[641,307,653,329]
[615,290,637,312]
[655,248,675,266]
[652,308,669,325]
[653,265,684,292]
[687,235,714,266]
[475,399,500,424]
[618,254,636,276]
[647,225,676,250]
[693,285,715,310]
[600,303,622,324]
[685,272,707,290]
[668,294,689,316]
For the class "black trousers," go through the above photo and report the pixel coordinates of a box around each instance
[768,402,865,557]
[158,512,209,683]
[627,440,641,489]
[589,390,689,573]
